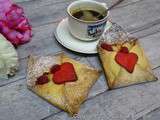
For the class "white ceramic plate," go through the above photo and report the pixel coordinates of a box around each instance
[55,18,112,54]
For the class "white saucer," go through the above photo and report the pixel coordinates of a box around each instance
[55,18,112,54]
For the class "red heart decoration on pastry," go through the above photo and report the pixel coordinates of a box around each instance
[119,47,129,53]
[115,52,138,73]
[52,62,77,84]
[36,74,49,85]
[50,64,61,74]
[101,43,113,51]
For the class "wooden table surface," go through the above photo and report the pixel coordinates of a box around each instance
[1,0,160,120]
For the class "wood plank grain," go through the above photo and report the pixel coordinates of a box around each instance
[1,1,160,119]
[17,0,141,12]
[2,30,160,119]
[16,0,159,30]
[13,0,160,61]
[15,0,160,59]
[2,18,160,88]
[42,67,160,120]
[0,0,159,90]
[130,20,160,39]
[17,19,160,60]
[14,0,32,3]
[110,0,160,32]
[17,23,61,59]
[16,0,143,27]
[137,107,160,120]
[17,23,93,59]
[0,80,60,120]
[0,58,106,120]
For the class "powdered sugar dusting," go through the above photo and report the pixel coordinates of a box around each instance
[27,56,61,87]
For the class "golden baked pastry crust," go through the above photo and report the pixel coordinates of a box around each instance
[98,38,157,89]
[62,54,100,114]
[27,53,101,115]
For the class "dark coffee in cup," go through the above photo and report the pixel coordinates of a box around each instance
[72,9,106,22]
[67,0,109,41]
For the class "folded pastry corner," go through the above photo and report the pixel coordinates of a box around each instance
[98,38,157,89]
[27,53,101,115]
[61,54,101,115]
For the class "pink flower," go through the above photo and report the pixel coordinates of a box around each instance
[0,0,32,46]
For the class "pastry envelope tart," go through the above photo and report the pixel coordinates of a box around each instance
[27,53,100,115]
[98,38,157,89]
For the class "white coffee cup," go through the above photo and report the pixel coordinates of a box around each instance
[67,0,109,41]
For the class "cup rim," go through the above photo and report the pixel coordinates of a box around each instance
[67,0,109,24]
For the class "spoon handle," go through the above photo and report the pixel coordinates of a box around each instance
[108,0,124,10]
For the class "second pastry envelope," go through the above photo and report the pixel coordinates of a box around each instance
[98,37,157,89]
